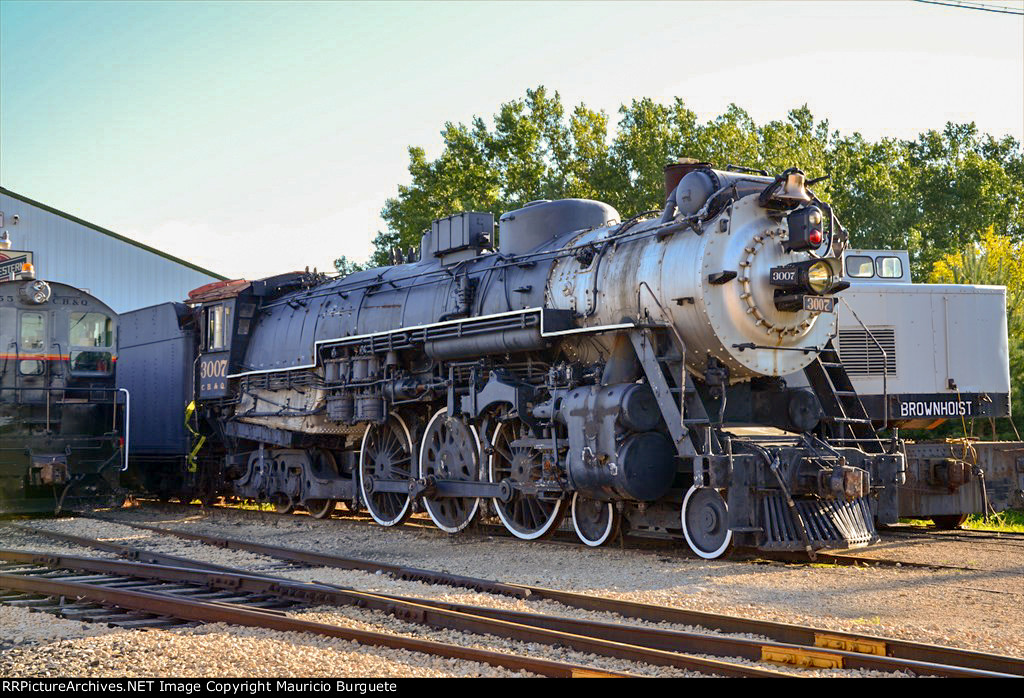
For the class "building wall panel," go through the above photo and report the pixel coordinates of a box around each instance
[1,190,223,313]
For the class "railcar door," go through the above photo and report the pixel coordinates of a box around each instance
[67,310,116,377]
[16,309,49,402]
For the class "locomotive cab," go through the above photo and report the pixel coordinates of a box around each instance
[0,243,123,513]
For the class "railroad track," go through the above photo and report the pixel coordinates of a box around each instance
[880,525,1024,547]
[0,550,632,678]
[0,554,304,630]
[16,519,1022,677]
[114,498,978,571]
[0,545,782,678]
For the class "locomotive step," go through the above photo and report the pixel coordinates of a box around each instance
[823,416,874,425]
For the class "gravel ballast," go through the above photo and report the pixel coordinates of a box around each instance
[2,505,1022,677]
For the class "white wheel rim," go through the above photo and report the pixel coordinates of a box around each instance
[681,485,733,559]
[419,407,481,534]
[358,412,413,527]
[488,420,564,540]
[571,492,616,547]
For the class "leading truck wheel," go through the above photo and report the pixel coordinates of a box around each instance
[571,492,620,547]
[358,413,415,527]
[681,486,734,559]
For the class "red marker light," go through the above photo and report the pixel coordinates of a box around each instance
[809,229,823,246]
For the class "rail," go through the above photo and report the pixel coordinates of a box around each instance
[3,544,1017,677]
[63,517,1024,676]
[0,552,628,679]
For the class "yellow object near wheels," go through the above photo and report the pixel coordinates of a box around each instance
[184,401,206,474]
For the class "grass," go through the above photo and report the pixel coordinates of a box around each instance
[899,509,1024,533]
[963,510,1024,533]
[183,498,278,512]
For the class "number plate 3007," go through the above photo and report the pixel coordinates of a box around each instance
[803,295,834,313]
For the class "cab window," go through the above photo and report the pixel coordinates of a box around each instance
[876,256,903,279]
[69,312,113,347]
[70,350,113,373]
[206,304,231,350]
[846,255,874,278]
[20,313,45,351]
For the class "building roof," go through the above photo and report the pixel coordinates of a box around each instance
[0,186,226,280]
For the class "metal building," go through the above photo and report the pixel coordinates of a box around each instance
[0,187,224,313]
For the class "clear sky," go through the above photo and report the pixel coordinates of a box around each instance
[1,0,1021,279]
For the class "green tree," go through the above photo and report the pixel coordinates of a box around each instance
[333,255,364,277]
[930,229,1024,438]
[375,86,576,266]
[366,87,1024,286]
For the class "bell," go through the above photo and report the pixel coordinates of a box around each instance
[776,171,811,205]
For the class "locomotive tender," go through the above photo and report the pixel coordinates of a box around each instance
[123,164,907,558]
[0,234,124,513]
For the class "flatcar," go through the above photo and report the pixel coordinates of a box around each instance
[0,233,124,513]
[121,163,907,558]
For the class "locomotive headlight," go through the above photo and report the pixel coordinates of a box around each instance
[806,261,833,293]
[770,258,847,311]
[19,279,51,305]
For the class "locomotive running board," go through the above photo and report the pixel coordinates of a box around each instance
[229,307,636,379]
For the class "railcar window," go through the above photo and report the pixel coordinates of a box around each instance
[846,256,874,278]
[19,313,45,350]
[70,350,113,374]
[69,312,113,347]
[19,360,43,375]
[876,256,903,279]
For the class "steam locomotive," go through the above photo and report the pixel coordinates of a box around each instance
[0,234,124,513]
[121,163,908,558]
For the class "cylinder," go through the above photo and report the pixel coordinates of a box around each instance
[568,431,676,502]
[548,175,839,382]
[327,391,354,424]
[663,160,710,199]
[618,384,662,432]
[324,361,339,383]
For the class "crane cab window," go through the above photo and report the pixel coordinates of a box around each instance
[846,255,874,278]
[205,304,231,351]
[875,256,904,279]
